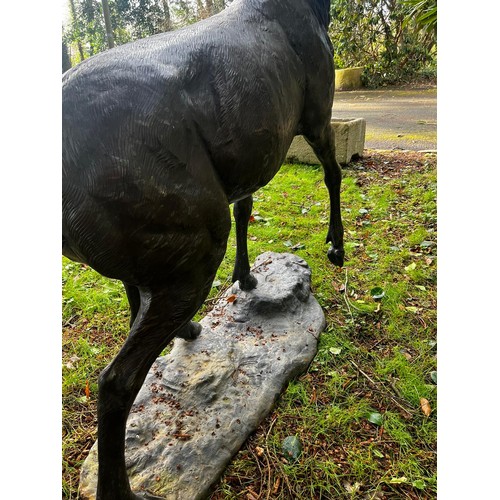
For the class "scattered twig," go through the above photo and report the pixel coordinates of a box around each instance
[342,268,354,321]
[342,267,367,319]
[264,418,277,500]
[263,417,294,498]
[249,446,264,499]
[203,277,232,306]
[246,486,260,500]
[349,359,413,417]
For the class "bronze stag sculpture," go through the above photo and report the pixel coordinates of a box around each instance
[62,0,344,497]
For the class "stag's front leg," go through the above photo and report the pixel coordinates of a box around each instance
[306,124,345,267]
[232,195,258,290]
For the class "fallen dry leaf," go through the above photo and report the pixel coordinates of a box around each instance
[226,294,237,303]
[420,397,431,417]
[255,446,264,457]
[85,380,90,399]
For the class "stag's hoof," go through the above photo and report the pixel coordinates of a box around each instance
[328,246,345,267]
[176,321,202,341]
[238,272,258,291]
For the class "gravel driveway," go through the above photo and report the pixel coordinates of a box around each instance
[332,86,437,151]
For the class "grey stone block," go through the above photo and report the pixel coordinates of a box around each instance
[286,117,366,166]
[79,252,326,500]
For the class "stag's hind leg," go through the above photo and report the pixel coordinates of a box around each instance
[96,285,181,500]
[124,282,201,340]
[95,208,231,498]
[97,260,228,499]
[124,283,140,328]
[305,123,345,267]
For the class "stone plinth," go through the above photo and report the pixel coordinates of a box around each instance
[79,252,326,500]
[335,67,364,91]
[286,117,366,166]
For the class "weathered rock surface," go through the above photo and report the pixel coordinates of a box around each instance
[80,252,326,499]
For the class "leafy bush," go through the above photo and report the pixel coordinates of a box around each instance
[330,0,436,87]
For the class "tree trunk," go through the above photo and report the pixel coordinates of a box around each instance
[161,0,172,31]
[196,0,206,19]
[101,0,115,49]
[62,40,72,73]
[205,0,214,16]
[69,0,85,61]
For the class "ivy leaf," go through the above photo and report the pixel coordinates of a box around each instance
[412,479,426,490]
[329,347,342,355]
[404,262,417,272]
[367,412,383,426]
[430,371,437,385]
[282,436,302,461]
[370,287,385,301]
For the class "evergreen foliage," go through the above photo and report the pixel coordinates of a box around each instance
[329,0,436,87]
[61,1,436,99]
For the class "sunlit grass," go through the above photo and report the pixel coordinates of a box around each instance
[62,150,437,499]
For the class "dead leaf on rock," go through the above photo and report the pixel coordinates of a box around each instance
[420,397,431,417]
[226,294,237,303]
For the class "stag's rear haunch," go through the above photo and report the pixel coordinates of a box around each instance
[62,0,344,498]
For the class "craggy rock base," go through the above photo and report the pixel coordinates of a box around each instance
[80,252,326,499]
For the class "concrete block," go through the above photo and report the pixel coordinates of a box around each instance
[286,117,366,166]
[335,67,364,91]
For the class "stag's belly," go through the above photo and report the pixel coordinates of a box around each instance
[188,54,305,202]
[209,123,300,204]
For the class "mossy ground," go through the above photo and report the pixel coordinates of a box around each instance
[62,150,437,499]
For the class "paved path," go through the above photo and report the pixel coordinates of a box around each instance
[332,86,437,151]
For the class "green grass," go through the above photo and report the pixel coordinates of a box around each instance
[62,150,437,499]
